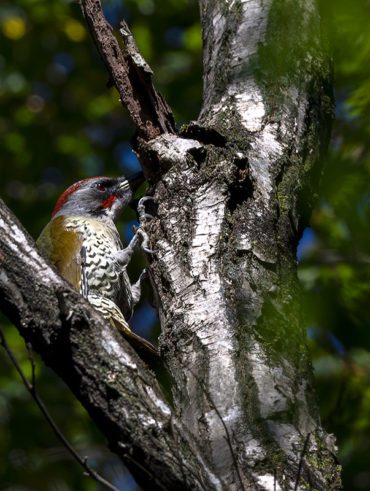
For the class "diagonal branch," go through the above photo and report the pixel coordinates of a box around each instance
[0,198,203,490]
[77,0,176,140]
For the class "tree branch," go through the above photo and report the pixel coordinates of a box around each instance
[0,0,342,488]
[77,0,176,140]
[0,198,205,490]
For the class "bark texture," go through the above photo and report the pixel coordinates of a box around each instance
[78,0,176,140]
[0,0,342,490]
[0,201,204,490]
[137,0,340,489]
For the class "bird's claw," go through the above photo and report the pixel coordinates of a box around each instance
[136,228,156,255]
[137,196,155,224]
[134,196,156,255]
[142,246,155,254]
[138,195,154,205]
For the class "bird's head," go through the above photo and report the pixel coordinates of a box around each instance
[51,172,144,223]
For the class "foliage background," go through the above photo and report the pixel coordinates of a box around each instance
[0,0,369,489]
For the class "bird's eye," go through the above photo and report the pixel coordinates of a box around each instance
[96,183,106,192]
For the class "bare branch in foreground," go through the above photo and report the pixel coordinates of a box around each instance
[0,326,120,491]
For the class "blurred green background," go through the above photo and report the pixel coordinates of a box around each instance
[0,0,369,489]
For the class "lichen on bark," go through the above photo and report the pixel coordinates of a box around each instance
[0,0,342,489]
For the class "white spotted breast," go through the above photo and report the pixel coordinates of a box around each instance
[61,216,132,317]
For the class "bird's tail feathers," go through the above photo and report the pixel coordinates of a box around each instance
[88,294,159,363]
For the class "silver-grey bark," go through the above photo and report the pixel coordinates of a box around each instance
[0,0,341,490]
[138,0,340,489]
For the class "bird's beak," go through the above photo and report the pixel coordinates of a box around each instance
[126,171,145,194]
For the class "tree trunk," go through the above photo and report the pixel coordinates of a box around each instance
[0,0,341,489]
[137,0,339,488]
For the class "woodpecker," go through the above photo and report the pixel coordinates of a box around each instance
[37,173,158,359]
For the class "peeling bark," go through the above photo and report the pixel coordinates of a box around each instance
[78,0,176,140]
[0,0,342,490]
[136,0,340,489]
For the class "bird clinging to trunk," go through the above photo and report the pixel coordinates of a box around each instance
[37,172,158,360]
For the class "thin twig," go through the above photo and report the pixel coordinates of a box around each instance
[123,453,167,489]
[26,341,36,387]
[130,373,203,488]
[329,476,342,491]
[193,372,246,491]
[294,432,311,491]
[0,326,120,491]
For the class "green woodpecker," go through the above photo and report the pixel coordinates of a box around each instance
[37,173,158,359]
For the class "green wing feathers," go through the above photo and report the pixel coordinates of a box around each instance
[37,217,159,361]
[37,216,83,291]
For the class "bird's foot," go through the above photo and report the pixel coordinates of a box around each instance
[136,196,156,255]
[116,197,156,268]
[137,196,155,224]
[131,268,148,306]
